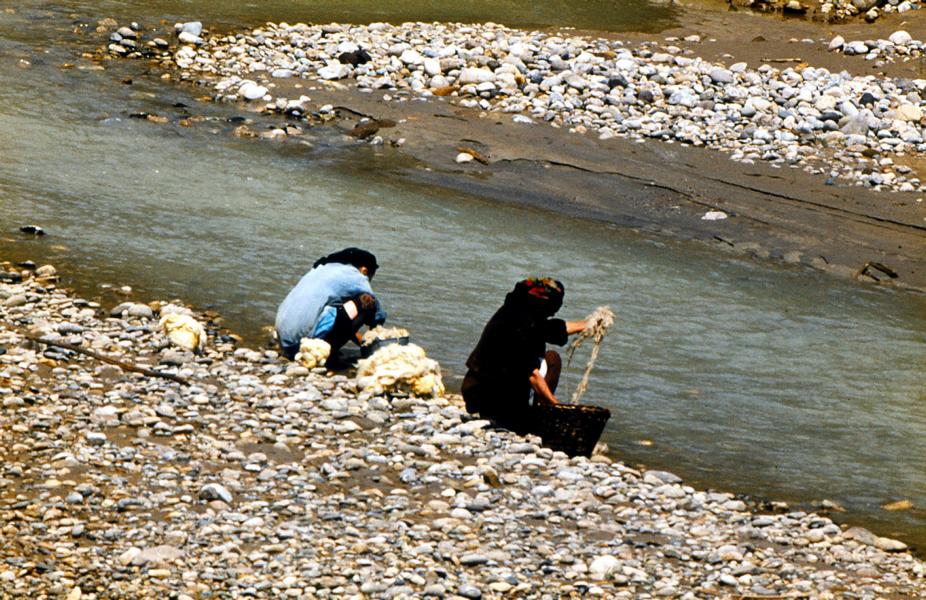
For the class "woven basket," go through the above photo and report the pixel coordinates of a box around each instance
[533,403,611,458]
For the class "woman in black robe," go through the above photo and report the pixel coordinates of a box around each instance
[462,278,588,434]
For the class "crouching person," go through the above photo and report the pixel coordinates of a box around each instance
[275,247,386,365]
[462,278,588,435]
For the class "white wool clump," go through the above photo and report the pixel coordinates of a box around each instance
[295,338,331,369]
[159,302,194,317]
[158,313,206,352]
[356,343,444,397]
[361,325,409,346]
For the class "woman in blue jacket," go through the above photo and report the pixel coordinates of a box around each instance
[275,248,386,361]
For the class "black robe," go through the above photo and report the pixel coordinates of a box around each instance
[463,301,567,433]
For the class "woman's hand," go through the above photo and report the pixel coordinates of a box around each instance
[529,368,559,406]
[565,319,588,335]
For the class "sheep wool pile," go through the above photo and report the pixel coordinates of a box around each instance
[295,338,331,369]
[356,343,445,398]
[158,313,207,353]
[361,325,409,346]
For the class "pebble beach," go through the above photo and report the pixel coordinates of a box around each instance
[107,18,926,193]
[2,264,925,599]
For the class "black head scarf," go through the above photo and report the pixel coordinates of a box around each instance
[313,247,379,278]
[504,277,565,318]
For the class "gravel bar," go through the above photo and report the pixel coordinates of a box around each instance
[107,19,926,193]
[2,265,925,598]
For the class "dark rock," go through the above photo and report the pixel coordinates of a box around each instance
[638,89,655,104]
[608,75,629,88]
[337,48,371,66]
[19,225,45,236]
[860,92,878,106]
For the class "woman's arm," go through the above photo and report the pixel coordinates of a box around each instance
[529,368,558,406]
[565,320,588,335]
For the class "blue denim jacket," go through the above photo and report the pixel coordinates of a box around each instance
[275,263,386,350]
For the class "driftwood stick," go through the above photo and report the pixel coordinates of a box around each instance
[25,334,189,386]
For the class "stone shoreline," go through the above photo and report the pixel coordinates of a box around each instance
[109,18,926,193]
[2,264,925,598]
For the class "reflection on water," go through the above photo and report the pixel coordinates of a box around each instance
[3,1,926,550]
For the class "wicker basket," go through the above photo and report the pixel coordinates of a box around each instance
[533,403,611,458]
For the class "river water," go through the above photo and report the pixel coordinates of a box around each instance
[3,1,926,549]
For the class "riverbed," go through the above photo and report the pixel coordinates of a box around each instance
[3,0,926,551]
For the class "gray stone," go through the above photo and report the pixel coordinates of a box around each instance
[844,41,870,55]
[3,295,27,307]
[709,67,733,84]
[177,21,203,37]
[199,483,233,503]
[458,585,482,599]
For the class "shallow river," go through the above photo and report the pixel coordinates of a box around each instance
[4,1,926,549]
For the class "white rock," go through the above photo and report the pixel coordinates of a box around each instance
[178,31,201,45]
[318,61,350,80]
[423,58,441,76]
[589,555,621,580]
[199,483,233,503]
[176,21,203,36]
[457,67,495,84]
[815,95,837,111]
[455,152,474,163]
[702,210,728,221]
[828,35,845,50]
[889,30,913,45]
[896,104,923,121]
[239,82,268,101]
[709,67,733,84]
[400,48,423,65]
[844,41,869,55]
[118,547,141,566]
[876,536,909,552]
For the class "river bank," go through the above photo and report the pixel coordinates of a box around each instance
[91,8,926,293]
[0,263,924,598]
